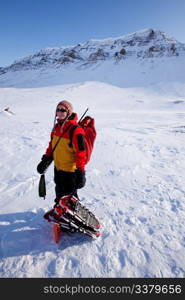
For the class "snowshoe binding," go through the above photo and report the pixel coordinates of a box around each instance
[44,194,100,242]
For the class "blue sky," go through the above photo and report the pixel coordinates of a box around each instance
[0,0,185,67]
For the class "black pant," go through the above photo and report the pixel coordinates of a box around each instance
[54,168,78,202]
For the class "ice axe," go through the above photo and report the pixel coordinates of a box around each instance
[38,174,46,199]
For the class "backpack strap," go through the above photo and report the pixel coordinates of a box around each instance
[68,125,80,147]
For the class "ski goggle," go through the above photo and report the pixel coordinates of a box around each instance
[56,108,68,113]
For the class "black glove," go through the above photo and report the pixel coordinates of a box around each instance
[37,155,53,174]
[75,168,86,189]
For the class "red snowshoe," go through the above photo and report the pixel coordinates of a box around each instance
[44,194,100,243]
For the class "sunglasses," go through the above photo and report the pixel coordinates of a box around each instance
[56,108,68,113]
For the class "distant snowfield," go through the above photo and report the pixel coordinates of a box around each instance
[0,81,185,277]
[1,55,185,90]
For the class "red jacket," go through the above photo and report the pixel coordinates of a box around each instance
[45,113,86,172]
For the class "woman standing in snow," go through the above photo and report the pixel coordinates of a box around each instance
[37,100,86,204]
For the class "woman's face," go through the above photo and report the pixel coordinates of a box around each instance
[56,105,68,121]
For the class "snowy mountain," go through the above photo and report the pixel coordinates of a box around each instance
[0,28,185,88]
[0,29,185,278]
[1,28,184,71]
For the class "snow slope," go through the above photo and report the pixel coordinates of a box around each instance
[0,80,185,278]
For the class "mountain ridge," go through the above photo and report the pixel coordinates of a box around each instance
[0,28,185,89]
[1,28,184,74]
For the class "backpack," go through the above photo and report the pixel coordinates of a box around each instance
[69,116,96,164]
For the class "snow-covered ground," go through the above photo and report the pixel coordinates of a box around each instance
[0,80,185,277]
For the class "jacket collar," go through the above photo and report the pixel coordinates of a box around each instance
[57,112,78,128]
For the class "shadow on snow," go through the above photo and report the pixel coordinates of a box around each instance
[0,210,92,259]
